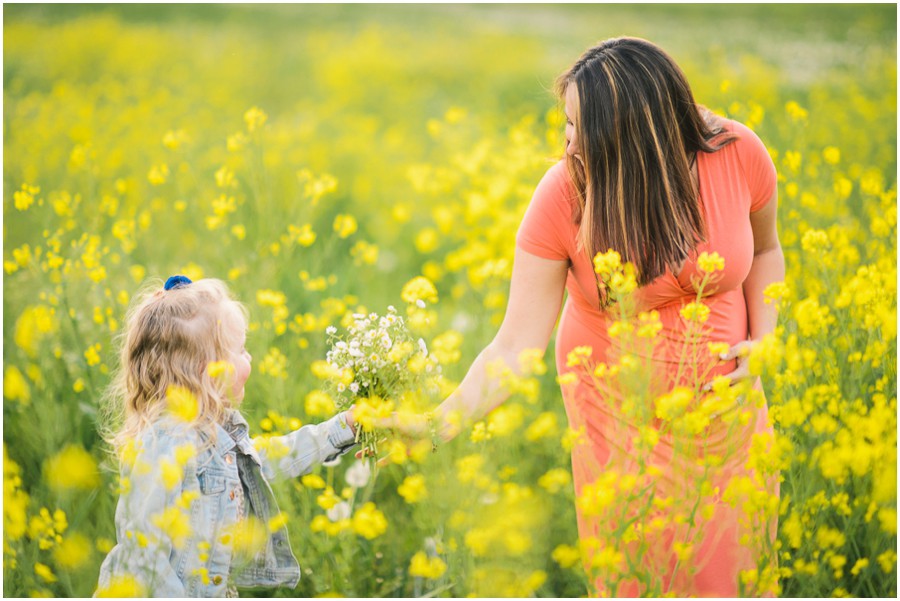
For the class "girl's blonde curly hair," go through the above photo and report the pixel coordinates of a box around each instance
[100,278,248,455]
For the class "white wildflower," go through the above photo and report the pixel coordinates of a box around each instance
[327,501,351,522]
[345,460,371,488]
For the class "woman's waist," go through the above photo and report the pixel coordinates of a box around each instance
[558,303,745,371]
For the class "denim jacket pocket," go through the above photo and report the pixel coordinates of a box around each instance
[198,470,226,495]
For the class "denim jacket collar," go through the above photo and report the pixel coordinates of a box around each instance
[207,410,262,466]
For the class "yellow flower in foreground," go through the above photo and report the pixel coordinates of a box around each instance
[4,366,31,404]
[160,460,182,491]
[300,474,326,489]
[166,386,199,422]
[53,532,92,569]
[552,544,581,568]
[566,345,593,367]
[207,361,234,379]
[229,516,268,559]
[680,301,710,324]
[401,276,438,306]
[763,281,789,305]
[15,305,57,358]
[45,445,100,492]
[333,214,358,238]
[351,502,388,540]
[244,106,268,132]
[697,251,725,273]
[34,563,57,583]
[592,249,621,276]
[147,163,169,186]
[636,310,662,338]
[268,512,289,532]
[397,474,428,503]
[655,387,693,421]
[409,551,447,579]
[13,183,40,211]
[305,390,336,418]
[95,574,146,597]
[525,412,558,441]
[151,507,191,549]
[538,468,571,494]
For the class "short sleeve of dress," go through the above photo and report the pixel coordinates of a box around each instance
[731,120,778,212]
[516,161,572,261]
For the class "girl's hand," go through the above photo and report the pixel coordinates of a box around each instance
[353,412,436,464]
[343,406,358,436]
[701,340,756,393]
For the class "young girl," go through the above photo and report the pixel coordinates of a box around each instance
[96,276,358,597]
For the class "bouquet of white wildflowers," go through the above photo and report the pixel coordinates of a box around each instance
[324,305,441,458]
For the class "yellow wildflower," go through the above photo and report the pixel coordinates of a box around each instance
[45,445,100,492]
[409,551,447,579]
[206,361,234,379]
[52,533,92,569]
[305,390,336,417]
[147,163,169,186]
[95,574,145,597]
[552,544,581,568]
[4,366,31,405]
[159,460,182,491]
[151,507,191,549]
[244,106,268,132]
[301,474,327,489]
[697,251,725,273]
[401,276,438,306]
[397,474,428,503]
[538,468,571,494]
[166,386,199,422]
[592,249,621,275]
[34,563,57,583]
[680,301,710,323]
[351,502,388,540]
[655,387,693,421]
[333,214,358,238]
[525,412,558,441]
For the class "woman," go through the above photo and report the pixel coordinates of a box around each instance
[400,37,783,596]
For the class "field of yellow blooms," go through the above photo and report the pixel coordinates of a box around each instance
[3,4,896,597]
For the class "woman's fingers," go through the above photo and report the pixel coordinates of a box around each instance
[701,356,752,393]
[718,339,754,362]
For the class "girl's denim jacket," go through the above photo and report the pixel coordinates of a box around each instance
[96,410,356,597]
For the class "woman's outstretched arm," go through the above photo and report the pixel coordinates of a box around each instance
[432,247,569,441]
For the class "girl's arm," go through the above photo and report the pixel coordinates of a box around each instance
[257,412,357,482]
[432,247,569,441]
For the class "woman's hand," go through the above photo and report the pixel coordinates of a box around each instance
[701,339,756,393]
[353,411,434,462]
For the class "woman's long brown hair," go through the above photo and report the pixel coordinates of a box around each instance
[556,37,737,289]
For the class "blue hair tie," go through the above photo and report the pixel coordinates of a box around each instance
[164,275,193,290]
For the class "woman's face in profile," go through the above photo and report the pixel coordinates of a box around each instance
[564,84,582,163]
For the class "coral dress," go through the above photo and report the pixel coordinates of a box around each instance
[517,120,778,597]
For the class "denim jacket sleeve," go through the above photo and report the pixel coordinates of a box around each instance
[96,423,196,597]
[257,412,357,482]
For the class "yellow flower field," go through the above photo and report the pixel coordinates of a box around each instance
[3,4,896,597]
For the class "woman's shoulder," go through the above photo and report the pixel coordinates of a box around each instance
[532,159,577,207]
[541,159,571,186]
[711,117,769,153]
